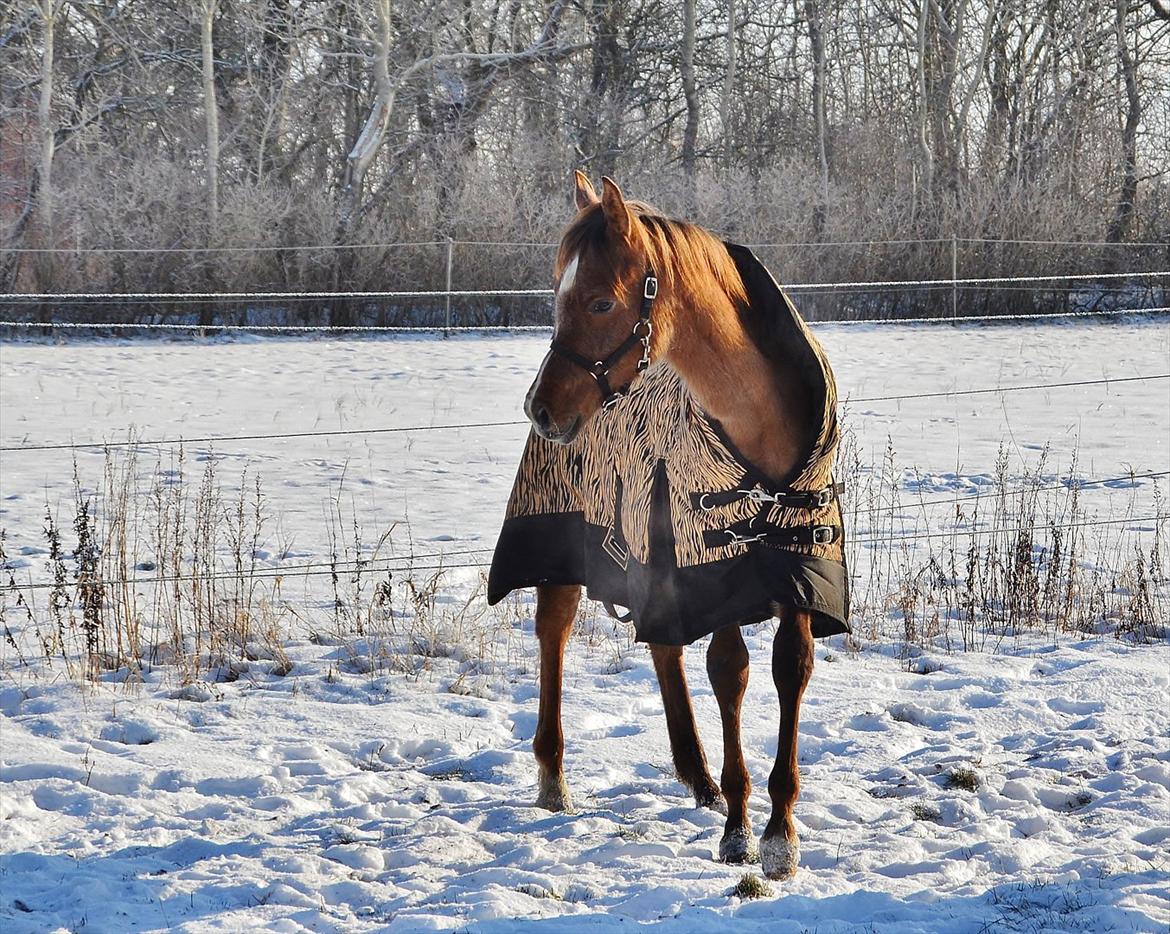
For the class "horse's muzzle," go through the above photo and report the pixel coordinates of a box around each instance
[525,395,581,444]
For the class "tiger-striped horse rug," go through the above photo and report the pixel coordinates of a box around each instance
[487,243,850,646]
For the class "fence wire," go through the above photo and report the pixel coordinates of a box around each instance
[3,305,1166,335]
[2,511,1162,595]
[2,268,1165,304]
[2,372,1165,454]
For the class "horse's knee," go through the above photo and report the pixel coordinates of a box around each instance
[706,624,749,682]
[771,610,814,688]
[535,584,580,638]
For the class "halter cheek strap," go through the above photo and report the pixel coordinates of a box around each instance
[549,270,658,410]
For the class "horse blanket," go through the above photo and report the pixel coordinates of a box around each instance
[487,244,850,646]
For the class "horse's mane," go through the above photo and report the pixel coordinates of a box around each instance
[557,203,748,308]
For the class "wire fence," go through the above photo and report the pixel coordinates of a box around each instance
[1,326,1165,648]
[3,372,1166,454]
[4,236,1168,326]
[2,509,1162,594]
[1,305,1166,336]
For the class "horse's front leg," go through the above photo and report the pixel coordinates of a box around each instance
[761,607,815,879]
[707,624,753,862]
[533,584,580,811]
[649,644,723,810]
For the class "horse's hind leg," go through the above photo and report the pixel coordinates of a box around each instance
[533,584,580,811]
[707,624,754,862]
[649,644,722,810]
[761,607,815,879]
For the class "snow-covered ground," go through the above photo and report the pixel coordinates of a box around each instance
[1,318,1168,932]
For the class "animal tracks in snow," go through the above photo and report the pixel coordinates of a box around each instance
[1,632,1167,933]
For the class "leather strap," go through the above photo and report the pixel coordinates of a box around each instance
[548,270,657,409]
[691,481,843,513]
[702,522,842,550]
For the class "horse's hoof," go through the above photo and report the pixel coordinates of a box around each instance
[535,774,573,813]
[718,826,757,864]
[760,834,800,880]
[694,784,726,814]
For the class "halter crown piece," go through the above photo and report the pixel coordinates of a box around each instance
[549,270,658,410]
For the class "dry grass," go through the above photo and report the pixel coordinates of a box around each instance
[839,424,1168,655]
[0,430,1165,689]
[945,766,982,792]
[910,802,942,822]
[731,873,774,900]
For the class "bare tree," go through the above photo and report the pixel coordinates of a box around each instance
[0,0,1165,318]
[804,0,829,228]
[34,0,60,253]
[199,0,221,243]
[1108,0,1141,242]
[681,0,699,206]
[721,0,737,167]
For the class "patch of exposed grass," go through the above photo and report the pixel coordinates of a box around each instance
[515,883,561,901]
[945,766,981,792]
[911,801,941,822]
[732,873,773,900]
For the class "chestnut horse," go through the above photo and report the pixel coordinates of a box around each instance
[521,173,833,880]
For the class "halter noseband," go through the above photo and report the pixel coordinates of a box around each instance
[548,270,658,410]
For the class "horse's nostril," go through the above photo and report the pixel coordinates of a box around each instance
[532,401,553,433]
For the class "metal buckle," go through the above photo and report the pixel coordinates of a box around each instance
[602,391,624,411]
[813,486,835,508]
[643,276,659,300]
[811,525,835,545]
[637,321,652,370]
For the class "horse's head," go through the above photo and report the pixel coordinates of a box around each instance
[524,173,659,444]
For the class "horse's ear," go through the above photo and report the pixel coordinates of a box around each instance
[573,170,598,210]
[600,176,632,239]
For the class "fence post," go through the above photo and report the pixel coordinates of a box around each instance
[444,237,454,336]
[951,233,958,319]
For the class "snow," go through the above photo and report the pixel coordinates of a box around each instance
[1,318,1168,932]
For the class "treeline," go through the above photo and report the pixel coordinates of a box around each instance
[1,0,1168,323]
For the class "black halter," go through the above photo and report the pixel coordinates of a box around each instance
[549,270,658,410]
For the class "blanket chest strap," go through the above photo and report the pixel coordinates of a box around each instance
[702,521,841,550]
[691,480,843,513]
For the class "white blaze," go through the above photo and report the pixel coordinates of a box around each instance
[554,253,580,326]
[558,254,579,298]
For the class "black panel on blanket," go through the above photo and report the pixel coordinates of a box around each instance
[487,484,850,647]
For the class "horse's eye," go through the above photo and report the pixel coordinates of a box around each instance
[592,300,615,315]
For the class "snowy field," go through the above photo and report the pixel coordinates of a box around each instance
[1,318,1168,932]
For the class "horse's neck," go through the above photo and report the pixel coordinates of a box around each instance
[665,288,811,485]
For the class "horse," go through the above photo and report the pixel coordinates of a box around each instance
[487,172,848,880]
